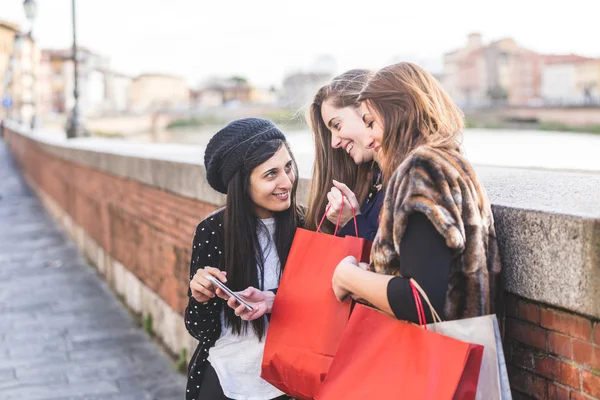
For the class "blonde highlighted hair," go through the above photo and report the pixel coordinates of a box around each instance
[305,69,374,233]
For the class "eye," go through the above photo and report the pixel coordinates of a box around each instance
[266,171,276,178]
[284,162,293,171]
[366,121,374,129]
[333,122,341,131]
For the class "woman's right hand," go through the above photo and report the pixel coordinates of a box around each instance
[326,180,361,228]
[190,267,227,303]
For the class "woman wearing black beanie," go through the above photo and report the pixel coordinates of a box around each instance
[184,118,302,400]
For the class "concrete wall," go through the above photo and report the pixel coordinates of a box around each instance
[3,124,600,399]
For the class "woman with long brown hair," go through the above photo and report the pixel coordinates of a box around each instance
[306,69,383,240]
[331,62,502,323]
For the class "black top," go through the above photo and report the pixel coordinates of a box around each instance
[338,165,384,241]
[386,212,453,324]
[184,211,226,400]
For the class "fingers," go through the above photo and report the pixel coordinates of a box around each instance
[332,180,360,209]
[215,287,229,301]
[342,255,358,265]
[190,279,215,299]
[332,180,352,197]
[204,266,227,283]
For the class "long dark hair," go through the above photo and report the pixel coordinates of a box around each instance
[222,139,302,340]
[305,69,374,233]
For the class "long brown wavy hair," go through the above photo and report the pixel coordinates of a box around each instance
[305,69,375,233]
[358,62,464,184]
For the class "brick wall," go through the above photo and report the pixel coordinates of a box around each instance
[5,128,600,399]
[505,294,600,399]
[6,130,217,315]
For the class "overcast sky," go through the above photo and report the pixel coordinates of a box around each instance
[3,0,599,88]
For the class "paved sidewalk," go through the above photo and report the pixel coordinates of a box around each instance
[0,139,186,399]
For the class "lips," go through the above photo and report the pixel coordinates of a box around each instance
[273,192,289,200]
[344,143,354,155]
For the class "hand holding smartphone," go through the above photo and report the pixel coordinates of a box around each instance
[207,276,254,312]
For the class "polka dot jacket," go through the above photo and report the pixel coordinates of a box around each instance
[184,209,226,400]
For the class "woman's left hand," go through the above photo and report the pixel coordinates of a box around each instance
[332,256,359,301]
[216,286,275,321]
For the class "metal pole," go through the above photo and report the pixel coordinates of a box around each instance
[66,0,86,138]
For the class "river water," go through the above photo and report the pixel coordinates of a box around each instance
[127,127,600,173]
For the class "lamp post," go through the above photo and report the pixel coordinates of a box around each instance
[65,0,87,138]
[23,0,38,129]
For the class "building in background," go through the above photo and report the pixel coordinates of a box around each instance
[3,32,41,123]
[41,47,132,117]
[129,73,188,113]
[280,71,333,108]
[540,56,594,106]
[105,71,131,113]
[441,33,595,107]
[1,20,20,119]
[575,59,600,105]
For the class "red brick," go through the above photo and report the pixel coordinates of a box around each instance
[507,318,548,350]
[573,340,600,371]
[548,332,574,359]
[519,300,541,324]
[582,370,600,398]
[571,392,594,400]
[548,382,570,400]
[509,366,548,399]
[594,323,600,346]
[513,347,535,370]
[536,356,581,389]
[506,293,518,318]
[541,308,593,341]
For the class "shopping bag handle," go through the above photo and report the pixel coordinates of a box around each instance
[317,194,359,237]
[409,278,443,329]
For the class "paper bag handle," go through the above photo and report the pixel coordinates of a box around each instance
[317,194,359,237]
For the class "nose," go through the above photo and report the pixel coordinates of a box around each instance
[331,132,342,149]
[364,132,376,150]
[279,171,294,190]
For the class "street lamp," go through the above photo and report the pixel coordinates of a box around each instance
[65,0,87,138]
[23,0,38,129]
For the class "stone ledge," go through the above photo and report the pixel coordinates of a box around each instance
[6,125,600,319]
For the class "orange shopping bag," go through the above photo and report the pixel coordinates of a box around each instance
[261,202,371,399]
[317,280,484,400]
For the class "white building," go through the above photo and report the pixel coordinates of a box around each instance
[541,63,579,106]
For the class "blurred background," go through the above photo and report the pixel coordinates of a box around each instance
[2,0,599,171]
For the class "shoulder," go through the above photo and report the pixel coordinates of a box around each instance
[194,208,225,241]
[389,145,477,188]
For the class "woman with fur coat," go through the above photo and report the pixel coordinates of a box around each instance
[331,62,502,323]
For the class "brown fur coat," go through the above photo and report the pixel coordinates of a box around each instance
[371,146,502,320]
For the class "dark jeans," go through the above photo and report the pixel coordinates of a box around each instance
[198,362,290,400]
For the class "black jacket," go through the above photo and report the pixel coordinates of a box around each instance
[184,210,225,400]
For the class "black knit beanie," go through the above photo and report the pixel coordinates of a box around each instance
[204,118,286,194]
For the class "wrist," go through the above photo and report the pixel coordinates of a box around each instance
[264,290,276,313]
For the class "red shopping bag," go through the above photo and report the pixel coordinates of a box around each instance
[261,201,372,399]
[317,280,484,400]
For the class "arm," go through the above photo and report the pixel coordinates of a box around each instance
[332,213,452,323]
[184,221,223,341]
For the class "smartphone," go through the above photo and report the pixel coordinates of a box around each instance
[207,276,254,312]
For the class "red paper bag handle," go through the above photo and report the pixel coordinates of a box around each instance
[317,194,359,237]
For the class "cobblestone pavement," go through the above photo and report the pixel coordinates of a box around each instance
[0,140,186,399]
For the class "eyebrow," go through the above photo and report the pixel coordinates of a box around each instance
[262,160,292,176]
[361,114,369,124]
